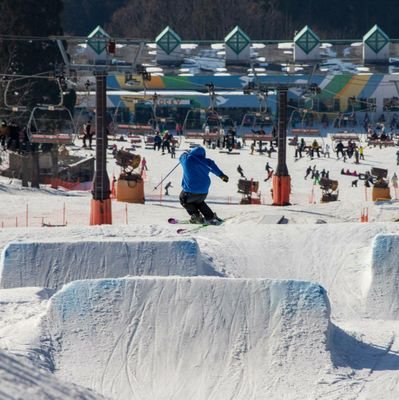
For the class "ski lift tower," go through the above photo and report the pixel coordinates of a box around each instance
[272,85,291,206]
[253,81,320,206]
[57,26,147,225]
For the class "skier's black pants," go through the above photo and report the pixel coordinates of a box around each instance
[179,191,214,220]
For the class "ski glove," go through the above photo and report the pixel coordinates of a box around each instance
[220,174,229,182]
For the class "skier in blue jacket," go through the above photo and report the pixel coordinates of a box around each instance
[179,146,229,224]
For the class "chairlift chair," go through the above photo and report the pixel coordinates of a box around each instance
[27,106,76,145]
[333,112,357,129]
[205,110,223,132]
[182,108,204,132]
[238,111,274,136]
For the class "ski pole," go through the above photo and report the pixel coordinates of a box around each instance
[153,161,180,190]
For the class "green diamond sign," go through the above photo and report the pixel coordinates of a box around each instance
[365,30,389,53]
[156,27,181,55]
[87,26,109,55]
[226,28,250,55]
[296,29,319,55]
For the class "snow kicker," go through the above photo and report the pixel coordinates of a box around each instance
[0,239,220,290]
[365,233,399,319]
[45,276,332,400]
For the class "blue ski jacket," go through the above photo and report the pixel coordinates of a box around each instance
[179,146,224,194]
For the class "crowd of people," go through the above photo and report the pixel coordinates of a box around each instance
[0,119,31,153]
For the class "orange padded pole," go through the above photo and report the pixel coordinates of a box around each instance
[90,199,112,225]
[272,175,291,206]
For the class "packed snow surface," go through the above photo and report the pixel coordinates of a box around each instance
[1,135,399,399]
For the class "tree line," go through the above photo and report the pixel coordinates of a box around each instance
[62,0,399,40]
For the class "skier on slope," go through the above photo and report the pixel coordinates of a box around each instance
[179,146,229,225]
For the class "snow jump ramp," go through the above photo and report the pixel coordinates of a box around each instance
[46,276,332,400]
[0,239,217,290]
[365,233,399,319]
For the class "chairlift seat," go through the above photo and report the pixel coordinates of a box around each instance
[27,106,75,145]
[243,134,273,141]
[30,133,73,145]
[291,128,320,135]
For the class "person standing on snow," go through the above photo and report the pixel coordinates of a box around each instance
[392,173,398,189]
[179,146,229,224]
[164,181,173,196]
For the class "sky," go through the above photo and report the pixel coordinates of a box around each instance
[0,132,399,399]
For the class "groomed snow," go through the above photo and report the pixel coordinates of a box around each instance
[1,135,399,399]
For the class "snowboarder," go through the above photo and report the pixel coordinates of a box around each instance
[264,162,274,182]
[304,165,312,180]
[164,181,173,196]
[237,164,245,178]
[179,146,228,224]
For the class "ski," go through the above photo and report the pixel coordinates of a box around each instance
[168,217,192,225]
[168,218,214,234]
[168,216,232,234]
[176,226,206,234]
